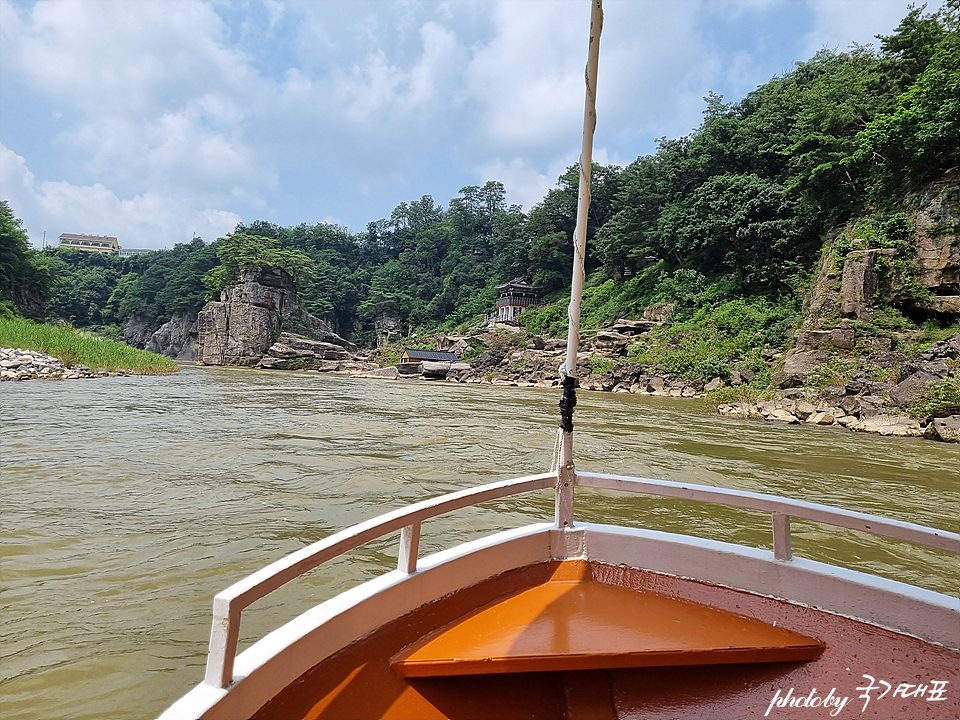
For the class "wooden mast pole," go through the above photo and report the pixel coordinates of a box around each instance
[557,0,603,529]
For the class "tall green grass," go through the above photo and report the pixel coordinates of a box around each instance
[0,318,179,375]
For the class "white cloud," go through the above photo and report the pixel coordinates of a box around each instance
[0,141,36,199]
[801,0,913,56]
[329,19,465,127]
[466,1,588,152]
[0,0,925,242]
[1,142,240,249]
[3,0,256,114]
[476,156,573,211]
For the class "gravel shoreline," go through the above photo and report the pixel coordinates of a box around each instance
[0,347,130,381]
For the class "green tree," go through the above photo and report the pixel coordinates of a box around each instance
[658,173,806,289]
[46,259,120,326]
[877,2,950,88]
[0,201,50,318]
[203,233,314,296]
[854,29,960,184]
[104,272,146,322]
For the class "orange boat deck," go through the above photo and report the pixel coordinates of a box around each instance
[393,561,823,677]
[252,560,960,719]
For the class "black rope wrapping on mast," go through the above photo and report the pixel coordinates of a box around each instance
[559,375,578,432]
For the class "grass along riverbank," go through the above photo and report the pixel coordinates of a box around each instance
[0,318,179,375]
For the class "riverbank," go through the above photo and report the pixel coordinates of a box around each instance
[0,346,136,380]
[0,317,179,378]
[265,346,958,443]
[347,326,960,442]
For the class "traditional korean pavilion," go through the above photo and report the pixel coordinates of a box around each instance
[495,278,542,322]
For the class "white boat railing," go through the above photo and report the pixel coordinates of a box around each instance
[204,472,557,688]
[575,472,960,558]
[203,470,960,689]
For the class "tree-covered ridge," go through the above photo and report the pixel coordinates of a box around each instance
[6,3,958,345]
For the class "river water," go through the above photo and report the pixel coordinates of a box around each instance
[2,365,958,719]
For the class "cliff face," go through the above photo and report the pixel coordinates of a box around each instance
[762,176,960,437]
[145,312,198,361]
[913,179,960,314]
[805,177,959,335]
[196,267,356,367]
[121,310,198,361]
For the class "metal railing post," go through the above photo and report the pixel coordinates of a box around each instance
[555,430,576,529]
[398,522,422,574]
[772,512,793,561]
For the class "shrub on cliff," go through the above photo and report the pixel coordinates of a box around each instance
[203,233,314,297]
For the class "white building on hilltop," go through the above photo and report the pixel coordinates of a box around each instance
[58,233,118,254]
[58,233,153,256]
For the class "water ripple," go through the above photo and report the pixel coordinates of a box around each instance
[2,367,957,719]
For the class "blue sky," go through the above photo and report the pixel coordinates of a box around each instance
[0,0,928,250]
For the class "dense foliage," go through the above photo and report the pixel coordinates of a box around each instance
[1,201,50,319]
[4,4,958,346]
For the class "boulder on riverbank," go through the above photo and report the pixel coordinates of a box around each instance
[258,332,360,370]
[717,334,960,441]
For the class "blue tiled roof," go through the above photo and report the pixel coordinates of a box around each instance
[403,349,459,361]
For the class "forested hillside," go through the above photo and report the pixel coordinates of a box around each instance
[3,4,957,350]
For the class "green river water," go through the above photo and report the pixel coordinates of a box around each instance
[2,364,958,719]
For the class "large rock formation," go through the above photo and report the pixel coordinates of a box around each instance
[122,311,159,349]
[196,267,355,367]
[374,299,402,348]
[145,311,199,361]
[914,180,960,308]
[259,333,356,370]
[839,248,896,320]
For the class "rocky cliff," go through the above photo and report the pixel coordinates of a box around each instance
[146,312,199,361]
[751,176,960,439]
[122,311,159,349]
[806,178,959,329]
[196,267,356,367]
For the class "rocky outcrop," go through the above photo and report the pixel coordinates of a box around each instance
[806,177,959,331]
[258,332,356,370]
[436,335,471,358]
[930,415,960,442]
[145,311,198,361]
[610,318,659,335]
[642,303,675,323]
[1,347,128,381]
[375,299,402,348]
[122,311,159,348]
[718,395,923,437]
[839,249,886,320]
[889,371,940,407]
[594,330,630,356]
[913,179,960,313]
[796,327,856,351]
[420,360,471,379]
[10,287,46,320]
[770,349,828,388]
[717,333,960,442]
[197,267,355,367]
